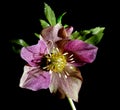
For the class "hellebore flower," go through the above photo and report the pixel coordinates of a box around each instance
[19,26,98,102]
[11,3,105,110]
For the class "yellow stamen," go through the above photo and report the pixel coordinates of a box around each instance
[42,48,67,73]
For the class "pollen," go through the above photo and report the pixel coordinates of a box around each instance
[41,48,67,73]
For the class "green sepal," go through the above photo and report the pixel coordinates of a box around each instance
[44,3,56,26]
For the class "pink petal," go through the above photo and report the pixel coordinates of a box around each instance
[49,64,83,102]
[58,26,73,38]
[64,40,98,66]
[65,26,73,36]
[19,65,50,91]
[41,24,62,43]
[20,40,48,66]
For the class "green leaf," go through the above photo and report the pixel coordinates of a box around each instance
[64,24,69,28]
[44,3,56,26]
[71,27,105,45]
[10,39,28,53]
[77,30,91,41]
[57,12,66,24]
[80,30,91,37]
[40,19,50,28]
[11,39,28,47]
[85,27,105,45]
[71,31,85,40]
[90,27,104,35]
[34,33,41,39]
[12,46,21,54]
[71,31,80,39]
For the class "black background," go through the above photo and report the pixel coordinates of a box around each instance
[1,0,117,109]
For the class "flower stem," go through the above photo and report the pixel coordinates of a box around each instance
[67,97,76,110]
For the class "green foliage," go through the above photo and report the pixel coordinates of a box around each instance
[71,27,105,45]
[44,3,56,26]
[11,39,28,53]
[34,33,41,39]
[40,19,50,28]
[57,12,66,25]
[11,39,28,47]
[40,3,67,28]
[84,27,105,45]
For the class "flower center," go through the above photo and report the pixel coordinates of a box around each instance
[41,49,67,73]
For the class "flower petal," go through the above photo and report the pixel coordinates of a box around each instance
[58,26,73,38]
[65,26,73,36]
[20,40,48,66]
[64,40,98,66]
[56,39,70,52]
[19,65,50,91]
[41,23,62,43]
[49,64,83,102]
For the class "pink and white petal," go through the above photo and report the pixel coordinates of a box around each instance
[65,26,74,36]
[20,40,48,66]
[49,64,82,102]
[41,24,62,43]
[64,40,98,66]
[19,65,50,91]
[49,73,59,93]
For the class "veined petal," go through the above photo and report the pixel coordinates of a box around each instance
[49,64,82,102]
[41,23,62,43]
[56,39,70,52]
[64,40,98,66]
[58,26,73,38]
[19,65,50,91]
[20,40,48,66]
[65,26,73,36]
